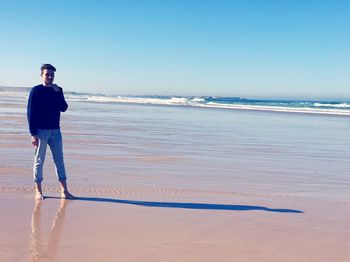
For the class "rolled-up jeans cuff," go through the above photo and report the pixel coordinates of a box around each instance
[58,177,67,182]
[34,178,43,183]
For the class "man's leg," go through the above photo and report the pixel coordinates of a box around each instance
[49,129,74,199]
[33,131,48,200]
[59,180,75,199]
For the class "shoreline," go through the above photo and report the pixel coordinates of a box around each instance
[1,89,350,117]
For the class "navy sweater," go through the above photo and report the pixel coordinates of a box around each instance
[27,84,68,136]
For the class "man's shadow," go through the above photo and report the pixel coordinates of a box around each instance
[46,196,303,213]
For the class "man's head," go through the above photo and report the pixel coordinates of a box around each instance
[41,64,56,86]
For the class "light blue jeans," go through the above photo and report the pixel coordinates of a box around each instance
[33,129,67,183]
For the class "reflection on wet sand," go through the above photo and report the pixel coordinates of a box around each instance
[30,199,68,261]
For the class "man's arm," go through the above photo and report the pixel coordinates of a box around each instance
[27,88,38,137]
[52,84,68,112]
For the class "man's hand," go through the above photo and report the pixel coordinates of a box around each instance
[31,136,39,147]
[52,84,61,92]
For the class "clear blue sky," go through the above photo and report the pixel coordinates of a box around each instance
[1,0,349,99]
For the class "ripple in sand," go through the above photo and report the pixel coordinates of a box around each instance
[0,185,287,200]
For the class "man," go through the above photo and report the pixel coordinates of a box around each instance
[27,64,74,200]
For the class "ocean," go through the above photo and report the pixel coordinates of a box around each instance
[66,93,350,116]
[1,86,350,116]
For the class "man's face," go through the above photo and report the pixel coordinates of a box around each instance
[41,69,55,86]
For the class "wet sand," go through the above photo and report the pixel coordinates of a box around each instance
[1,94,350,261]
[1,188,349,262]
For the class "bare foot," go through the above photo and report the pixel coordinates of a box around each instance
[35,192,44,201]
[61,191,75,199]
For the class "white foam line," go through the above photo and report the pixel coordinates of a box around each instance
[200,103,350,116]
[60,95,350,116]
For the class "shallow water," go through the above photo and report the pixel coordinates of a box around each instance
[1,94,349,199]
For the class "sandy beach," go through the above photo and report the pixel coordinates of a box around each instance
[1,93,350,261]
